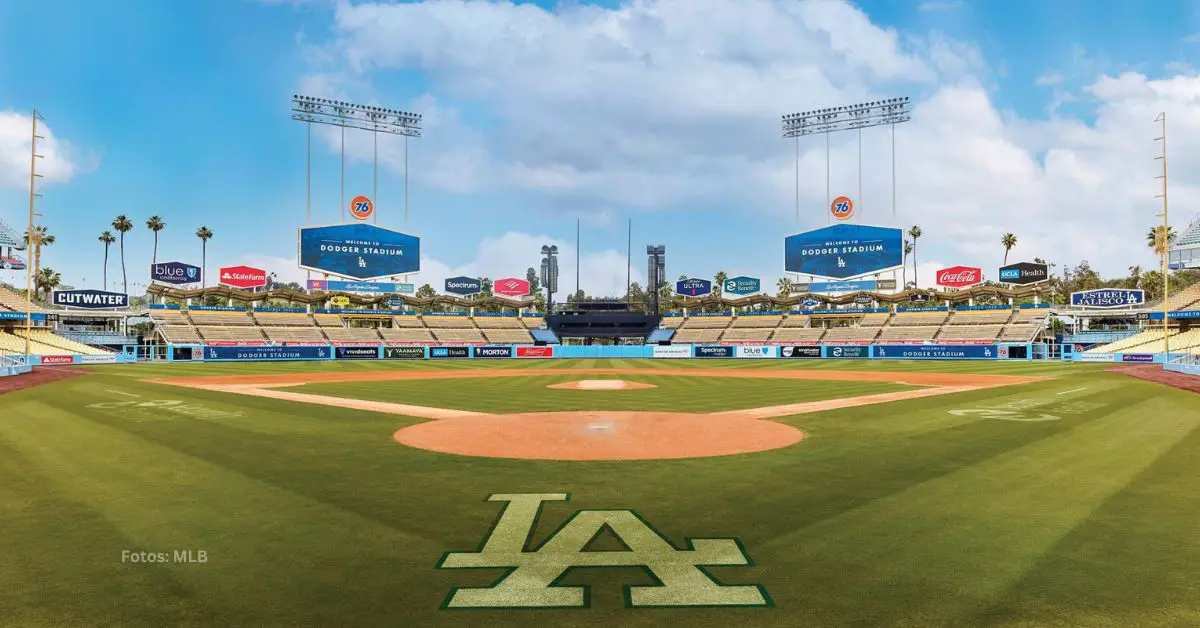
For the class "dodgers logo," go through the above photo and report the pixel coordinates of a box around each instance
[437,493,769,609]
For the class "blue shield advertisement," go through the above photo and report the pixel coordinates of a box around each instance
[1070,289,1144,308]
[151,261,202,285]
[784,224,903,279]
[298,223,420,281]
[722,276,761,296]
[676,278,712,296]
[875,345,998,360]
[445,276,482,296]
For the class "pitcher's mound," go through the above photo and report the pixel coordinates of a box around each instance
[394,411,803,461]
[546,379,657,391]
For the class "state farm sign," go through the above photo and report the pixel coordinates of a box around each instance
[218,265,268,289]
[493,277,530,298]
[936,266,983,288]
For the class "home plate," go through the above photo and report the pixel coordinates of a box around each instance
[546,379,657,391]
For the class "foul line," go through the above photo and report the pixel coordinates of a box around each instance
[1056,387,1087,395]
[105,389,140,397]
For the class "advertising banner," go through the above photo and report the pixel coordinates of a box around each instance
[475,346,514,358]
[384,346,426,359]
[909,293,932,304]
[493,278,531,298]
[875,345,998,360]
[676,278,712,297]
[830,196,854,221]
[335,346,380,360]
[998,262,1049,285]
[445,276,482,296]
[652,345,692,358]
[349,195,375,221]
[825,345,869,358]
[854,295,874,305]
[204,346,331,361]
[807,280,879,293]
[722,276,761,296]
[799,296,822,309]
[515,346,554,358]
[694,345,735,358]
[430,346,470,359]
[779,346,822,358]
[307,279,414,294]
[1070,289,1145,308]
[298,223,420,280]
[218,266,268,289]
[39,355,75,365]
[80,354,118,364]
[151,261,202,285]
[735,345,777,358]
[784,224,903,279]
[1078,353,1115,362]
[51,289,128,309]
[936,266,983,288]
[1120,353,1155,363]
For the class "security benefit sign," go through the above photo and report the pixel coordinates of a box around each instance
[784,224,903,279]
[1070,289,1144,309]
[436,493,769,609]
[52,289,128,309]
[298,223,420,281]
[722,276,761,296]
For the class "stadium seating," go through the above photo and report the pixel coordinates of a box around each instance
[681,316,733,329]
[770,327,825,342]
[1158,284,1200,312]
[160,325,202,344]
[659,317,686,329]
[821,327,880,343]
[889,311,949,326]
[481,329,535,344]
[721,327,773,342]
[322,327,383,343]
[392,316,426,328]
[937,324,1003,341]
[15,329,111,355]
[999,324,1039,342]
[429,328,486,343]
[1086,329,1175,353]
[0,285,42,313]
[1010,309,1049,324]
[253,311,315,326]
[313,314,344,327]
[150,309,189,325]
[261,326,326,343]
[188,310,254,326]
[672,329,723,343]
[0,332,64,354]
[730,315,782,328]
[858,313,890,327]
[949,310,1013,325]
[380,327,435,343]
[424,315,475,328]
[520,317,545,329]
[878,326,938,342]
[473,316,524,329]
[779,315,812,327]
[196,326,266,342]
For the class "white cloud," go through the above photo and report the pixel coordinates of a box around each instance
[1183,32,1200,44]
[0,110,87,190]
[292,0,1200,286]
[918,1,962,11]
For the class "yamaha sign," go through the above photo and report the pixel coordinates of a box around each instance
[1070,289,1145,309]
[52,289,128,309]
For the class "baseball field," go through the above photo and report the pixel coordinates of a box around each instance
[2,358,1198,627]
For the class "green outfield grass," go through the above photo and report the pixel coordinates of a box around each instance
[1,359,1198,627]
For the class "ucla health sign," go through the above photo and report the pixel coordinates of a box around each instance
[1070,289,1144,309]
[784,224,903,279]
[307,279,414,294]
[52,289,128,309]
[722,276,760,296]
[151,261,202,285]
[298,223,420,280]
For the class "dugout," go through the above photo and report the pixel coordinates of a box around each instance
[545,301,661,343]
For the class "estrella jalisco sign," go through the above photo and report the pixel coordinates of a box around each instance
[1070,289,1144,309]
[52,289,128,309]
[784,224,903,279]
[298,223,420,281]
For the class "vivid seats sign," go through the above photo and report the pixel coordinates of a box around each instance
[151,261,202,285]
[493,278,530,298]
[335,346,380,360]
[298,223,420,280]
[52,289,128,309]
[218,265,268,289]
[784,224,903,279]
[516,346,553,358]
[936,266,983,288]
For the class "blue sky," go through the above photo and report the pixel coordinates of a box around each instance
[2,0,1198,295]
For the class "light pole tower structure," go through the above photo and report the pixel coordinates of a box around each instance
[1154,112,1170,357]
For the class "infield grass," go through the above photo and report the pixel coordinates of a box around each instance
[0,359,1197,627]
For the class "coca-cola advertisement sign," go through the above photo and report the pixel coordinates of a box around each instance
[936,266,983,288]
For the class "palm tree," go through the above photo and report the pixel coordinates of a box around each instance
[23,225,55,279]
[1147,225,1176,256]
[195,226,214,287]
[112,215,134,295]
[776,276,792,298]
[99,231,116,291]
[35,267,62,301]
[1128,265,1142,290]
[1001,233,1017,265]
[713,271,728,297]
[902,240,913,288]
[146,215,166,265]
[907,226,922,287]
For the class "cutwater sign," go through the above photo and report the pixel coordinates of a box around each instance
[784,224,903,279]
[151,261,201,285]
[52,289,128,309]
[723,276,760,296]
[1070,289,1144,309]
[298,223,420,280]
[676,278,713,297]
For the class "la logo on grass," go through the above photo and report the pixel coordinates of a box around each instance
[436,493,770,609]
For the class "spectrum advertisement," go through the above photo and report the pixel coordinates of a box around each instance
[784,224,903,279]
[694,345,735,358]
[298,223,420,280]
